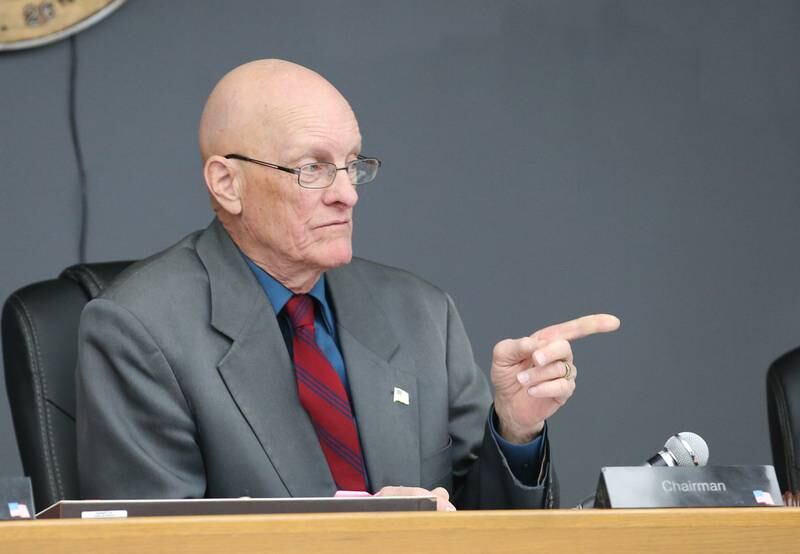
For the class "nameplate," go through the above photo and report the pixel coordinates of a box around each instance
[0,476,34,520]
[594,465,783,508]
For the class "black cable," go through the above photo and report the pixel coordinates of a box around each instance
[68,35,88,264]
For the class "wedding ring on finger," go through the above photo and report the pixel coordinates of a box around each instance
[562,361,574,380]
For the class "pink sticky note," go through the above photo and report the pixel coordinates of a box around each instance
[334,490,373,498]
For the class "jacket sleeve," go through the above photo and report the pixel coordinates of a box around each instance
[443,293,557,509]
[76,298,206,499]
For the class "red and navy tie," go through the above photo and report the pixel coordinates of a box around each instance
[284,294,367,491]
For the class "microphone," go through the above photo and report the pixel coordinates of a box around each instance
[575,432,709,509]
[645,432,709,467]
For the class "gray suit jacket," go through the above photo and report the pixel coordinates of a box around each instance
[76,219,555,508]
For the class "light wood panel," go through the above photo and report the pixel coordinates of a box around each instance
[1,508,798,553]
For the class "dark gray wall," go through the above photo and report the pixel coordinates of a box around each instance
[1,0,798,506]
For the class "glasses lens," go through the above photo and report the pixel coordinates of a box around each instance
[299,163,336,188]
[349,158,380,185]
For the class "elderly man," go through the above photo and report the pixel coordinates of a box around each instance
[76,59,618,510]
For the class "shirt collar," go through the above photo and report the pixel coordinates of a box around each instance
[243,256,335,333]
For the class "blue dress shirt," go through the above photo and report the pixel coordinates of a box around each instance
[243,257,543,485]
[244,258,350,394]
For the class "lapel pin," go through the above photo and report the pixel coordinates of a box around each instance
[393,387,410,406]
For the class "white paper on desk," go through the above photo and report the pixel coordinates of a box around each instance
[81,510,128,519]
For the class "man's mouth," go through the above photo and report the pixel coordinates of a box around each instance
[316,220,350,229]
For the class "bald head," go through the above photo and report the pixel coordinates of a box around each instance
[199,59,358,162]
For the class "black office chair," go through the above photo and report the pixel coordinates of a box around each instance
[766,346,800,493]
[2,261,134,510]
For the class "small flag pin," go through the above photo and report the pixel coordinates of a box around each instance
[393,387,410,405]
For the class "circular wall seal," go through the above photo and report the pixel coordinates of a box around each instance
[0,0,126,51]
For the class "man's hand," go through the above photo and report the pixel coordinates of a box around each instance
[374,486,456,511]
[492,314,620,444]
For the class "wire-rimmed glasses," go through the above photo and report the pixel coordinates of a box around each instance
[224,154,381,189]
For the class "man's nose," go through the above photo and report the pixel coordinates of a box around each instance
[325,168,359,207]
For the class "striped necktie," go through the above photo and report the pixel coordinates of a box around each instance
[284,294,367,491]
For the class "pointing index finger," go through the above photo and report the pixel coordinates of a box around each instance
[532,314,620,343]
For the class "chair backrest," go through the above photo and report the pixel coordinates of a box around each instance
[766,346,800,493]
[2,261,134,510]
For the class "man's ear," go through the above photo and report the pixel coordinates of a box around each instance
[204,156,243,215]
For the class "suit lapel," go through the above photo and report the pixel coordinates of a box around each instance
[327,264,421,490]
[197,220,335,497]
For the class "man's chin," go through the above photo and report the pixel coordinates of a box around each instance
[316,244,353,270]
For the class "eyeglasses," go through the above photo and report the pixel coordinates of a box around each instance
[224,153,381,189]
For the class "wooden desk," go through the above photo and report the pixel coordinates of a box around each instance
[1,508,799,553]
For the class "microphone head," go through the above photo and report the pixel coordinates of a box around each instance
[664,432,709,466]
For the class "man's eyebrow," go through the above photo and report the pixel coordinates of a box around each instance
[287,144,363,163]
